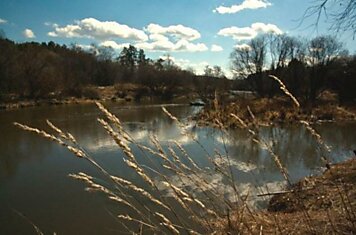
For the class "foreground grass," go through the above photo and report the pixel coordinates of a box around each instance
[14,101,356,234]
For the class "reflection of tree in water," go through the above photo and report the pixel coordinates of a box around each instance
[265,125,321,168]
[3,103,355,189]
[106,104,193,123]
[222,124,353,180]
[310,122,356,161]
[0,104,99,183]
[0,126,53,183]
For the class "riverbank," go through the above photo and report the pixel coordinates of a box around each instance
[0,97,95,110]
[215,157,356,234]
[196,96,356,127]
[0,84,199,110]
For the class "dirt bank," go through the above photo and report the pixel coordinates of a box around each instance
[0,84,198,110]
[214,157,356,234]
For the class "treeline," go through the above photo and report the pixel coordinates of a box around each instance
[231,34,356,104]
[0,38,230,101]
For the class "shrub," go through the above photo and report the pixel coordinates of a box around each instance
[82,87,100,100]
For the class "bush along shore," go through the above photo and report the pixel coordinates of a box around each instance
[196,94,356,127]
[0,84,200,110]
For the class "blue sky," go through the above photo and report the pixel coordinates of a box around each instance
[0,0,354,76]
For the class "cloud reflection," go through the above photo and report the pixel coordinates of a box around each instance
[84,122,197,152]
[213,157,258,173]
[155,171,286,209]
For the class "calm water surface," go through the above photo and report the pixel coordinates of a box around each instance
[0,103,355,234]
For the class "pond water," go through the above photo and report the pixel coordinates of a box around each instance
[0,102,355,234]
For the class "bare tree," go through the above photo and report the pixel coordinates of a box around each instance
[230,36,267,78]
[212,65,225,78]
[308,35,344,65]
[306,35,346,102]
[268,34,304,68]
[204,65,213,76]
[250,36,267,73]
[204,65,225,78]
[230,45,254,78]
[303,0,356,35]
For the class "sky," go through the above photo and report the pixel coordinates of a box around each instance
[0,0,355,76]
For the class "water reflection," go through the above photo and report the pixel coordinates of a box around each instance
[0,103,355,234]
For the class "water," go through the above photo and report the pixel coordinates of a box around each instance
[0,103,355,234]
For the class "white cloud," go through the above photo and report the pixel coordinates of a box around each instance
[136,23,206,52]
[0,18,7,24]
[185,61,210,75]
[234,43,252,50]
[146,23,201,41]
[23,29,36,38]
[159,55,191,67]
[158,55,211,75]
[77,44,92,50]
[218,22,282,41]
[156,56,233,78]
[135,40,175,52]
[136,32,175,51]
[218,26,257,40]
[251,22,283,34]
[99,40,130,50]
[211,44,224,52]
[48,20,206,53]
[174,39,208,52]
[44,22,58,27]
[214,0,272,14]
[149,33,170,42]
[48,17,148,41]
[135,39,208,52]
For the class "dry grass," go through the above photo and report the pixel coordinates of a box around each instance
[15,102,238,234]
[14,76,356,234]
[196,90,356,128]
[210,158,356,234]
